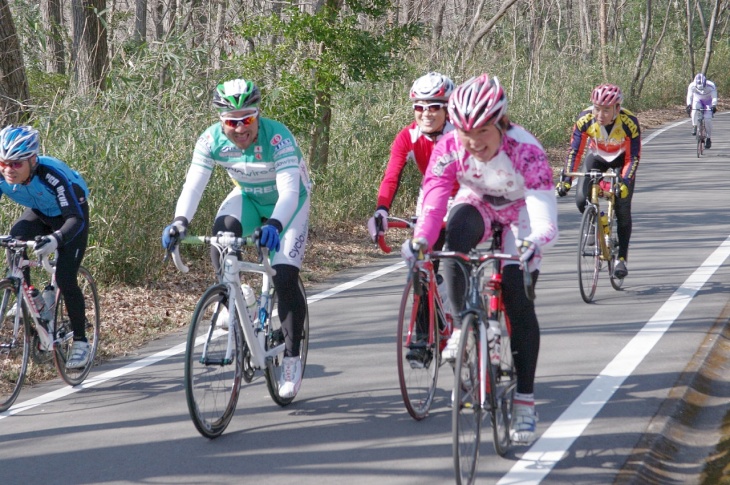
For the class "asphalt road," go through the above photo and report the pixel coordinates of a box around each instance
[1,114,728,485]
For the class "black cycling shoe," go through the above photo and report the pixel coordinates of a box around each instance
[705,138,712,149]
[406,343,432,369]
[692,126,697,136]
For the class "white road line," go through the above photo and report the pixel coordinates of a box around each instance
[499,235,730,484]
[0,261,406,420]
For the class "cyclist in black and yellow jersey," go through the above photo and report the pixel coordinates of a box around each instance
[555,83,640,279]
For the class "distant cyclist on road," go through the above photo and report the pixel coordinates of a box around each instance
[686,73,718,149]
[556,83,640,280]
[401,73,558,444]
[161,78,312,400]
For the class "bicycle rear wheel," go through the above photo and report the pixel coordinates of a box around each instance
[185,284,243,439]
[54,266,101,386]
[453,313,482,485]
[265,276,309,406]
[396,276,440,420]
[578,206,600,303]
[490,316,515,457]
[0,279,29,412]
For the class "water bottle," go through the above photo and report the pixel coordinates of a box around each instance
[600,211,609,235]
[41,285,56,323]
[29,286,46,319]
[240,283,258,324]
[487,319,501,366]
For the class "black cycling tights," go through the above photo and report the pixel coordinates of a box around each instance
[11,206,89,342]
[443,203,540,394]
[575,154,634,260]
[212,216,306,357]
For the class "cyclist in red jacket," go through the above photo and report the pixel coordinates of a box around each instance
[367,72,457,244]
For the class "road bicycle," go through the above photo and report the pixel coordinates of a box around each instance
[692,107,713,157]
[565,169,623,303]
[168,232,309,439]
[438,225,533,484]
[377,216,453,420]
[0,236,101,412]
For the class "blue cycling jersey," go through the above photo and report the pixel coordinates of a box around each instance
[0,155,89,243]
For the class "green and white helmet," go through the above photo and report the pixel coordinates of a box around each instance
[212,79,261,112]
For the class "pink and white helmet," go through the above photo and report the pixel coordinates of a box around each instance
[409,72,455,102]
[591,83,623,106]
[447,74,507,131]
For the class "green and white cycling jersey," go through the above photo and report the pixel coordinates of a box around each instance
[175,118,312,225]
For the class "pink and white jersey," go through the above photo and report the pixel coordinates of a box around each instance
[414,124,558,260]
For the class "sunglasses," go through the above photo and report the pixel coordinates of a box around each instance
[222,111,258,128]
[0,160,25,169]
[413,103,446,113]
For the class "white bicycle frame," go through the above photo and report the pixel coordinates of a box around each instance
[171,233,280,370]
[2,237,57,352]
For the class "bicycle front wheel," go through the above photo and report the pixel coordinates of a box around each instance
[578,206,600,303]
[185,284,243,439]
[453,314,482,485]
[608,216,624,291]
[696,125,704,157]
[396,276,440,420]
[265,276,309,406]
[54,266,101,386]
[0,279,29,412]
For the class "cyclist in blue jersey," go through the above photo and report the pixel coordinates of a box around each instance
[0,125,91,368]
[162,78,312,399]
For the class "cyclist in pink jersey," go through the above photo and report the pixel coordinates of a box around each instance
[401,73,558,445]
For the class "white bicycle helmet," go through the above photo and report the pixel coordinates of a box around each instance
[0,125,40,161]
[694,73,707,89]
[409,72,455,102]
[212,79,261,112]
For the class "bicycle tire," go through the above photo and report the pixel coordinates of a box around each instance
[490,315,515,457]
[185,284,243,439]
[608,215,624,291]
[265,276,309,407]
[0,279,30,412]
[578,206,600,303]
[697,120,705,157]
[453,313,482,485]
[396,276,440,420]
[54,266,101,386]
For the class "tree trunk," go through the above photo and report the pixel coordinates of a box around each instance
[599,0,608,78]
[0,0,31,124]
[308,0,343,171]
[41,0,66,74]
[700,0,721,74]
[630,0,651,98]
[685,0,695,76]
[463,0,520,62]
[135,0,147,43]
[71,0,109,96]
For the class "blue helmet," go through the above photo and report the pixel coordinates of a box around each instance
[694,73,707,88]
[0,125,40,161]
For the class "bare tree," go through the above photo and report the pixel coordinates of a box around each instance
[630,0,672,98]
[700,0,721,74]
[685,0,696,75]
[461,0,520,64]
[0,0,30,124]
[135,0,147,43]
[599,0,608,78]
[71,0,109,95]
[41,0,66,74]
